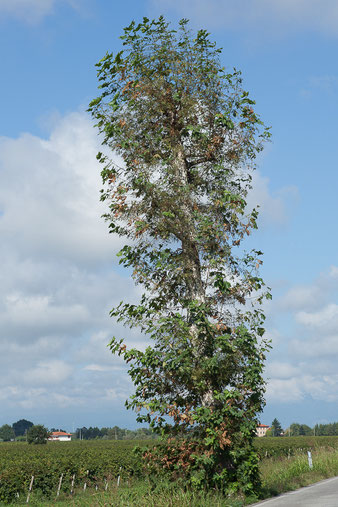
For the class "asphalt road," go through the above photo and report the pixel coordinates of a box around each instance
[253,476,338,506]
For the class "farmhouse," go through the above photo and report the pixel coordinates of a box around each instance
[256,424,270,437]
[48,431,72,442]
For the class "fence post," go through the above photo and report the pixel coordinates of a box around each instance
[56,473,63,498]
[83,470,89,491]
[26,475,34,504]
[307,451,313,469]
[70,474,76,495]
[117,466,122,487]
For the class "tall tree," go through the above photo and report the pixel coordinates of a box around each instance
[12,419,33,437]
[27,425,49,445]
[271,418,283,437]
[0,424,15,441]
[289,422,301,436]
[89,16,271,494]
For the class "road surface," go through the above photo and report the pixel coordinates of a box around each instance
[253,476,338,506]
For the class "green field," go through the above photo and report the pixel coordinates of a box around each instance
[2,437,338,505]
[0,440,144,504]
[254,435,338,458]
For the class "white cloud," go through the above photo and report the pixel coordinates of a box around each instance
[0,112,123,265]
[330,265,338,278]
[0,0,80,23]
[266,361,300,379]
[0,111,142,425]
[84,364,110,372]
[264,263,338,405]
[3,293,88,332]
[266,377,304,403]
[247,171,298,227]
[25,360,73,385]
[291,333,338,359]
[279,285,323,312]
[296,303,338,331]
[275,265,338,313]
[263,328,281,347]
[149,0,338,38]
[0,0,54,23]
[266,373,338,403]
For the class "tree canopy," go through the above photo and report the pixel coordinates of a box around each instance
[89,16,271,495]
[12,419,33,437]
[0,424,15,442]
[27,425,49,445]
[288,423,312,437]
[271,418,283,437]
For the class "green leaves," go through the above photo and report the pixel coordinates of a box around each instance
[108,92,120,111]
[212,271,232,293]
[90,15,270,496]
[88,96,102,108]
[215,113,234,130]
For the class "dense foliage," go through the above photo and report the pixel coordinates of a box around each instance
[270,418,283,437]
[27,425,49,445]
[89,16,271,494]
[0,424,15,442]
[12,419,33,437]
[314,422,338,436]
[288,423,313,437]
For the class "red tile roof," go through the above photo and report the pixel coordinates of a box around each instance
[50,431,72,436]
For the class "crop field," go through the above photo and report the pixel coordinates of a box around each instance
[254,435,338,459]
[1,437,338,505]
[0,440,144,504]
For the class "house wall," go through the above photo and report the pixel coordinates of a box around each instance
[256,426,270,437]
[48,434,72,441]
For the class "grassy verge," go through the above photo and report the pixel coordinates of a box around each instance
[10,481,249,507]
[260,446,338,499]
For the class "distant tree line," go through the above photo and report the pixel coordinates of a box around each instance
[314,422,338,436]
[2,418,338,441]
[287,423,313,436]
[75,426,157,440]
[265,419,338,437]
[0,419,156,442]
[0,419,33,441]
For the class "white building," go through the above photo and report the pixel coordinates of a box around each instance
[256,424,270,437]
[48,431,72,442]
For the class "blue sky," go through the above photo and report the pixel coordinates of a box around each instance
[1,0,338,431]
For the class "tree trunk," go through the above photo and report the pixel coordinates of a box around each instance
[173,146,213,408]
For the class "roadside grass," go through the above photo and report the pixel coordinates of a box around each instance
[14,481,249,507]
[260,446,338,499]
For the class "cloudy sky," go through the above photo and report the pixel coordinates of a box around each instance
[1,0,338,431]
